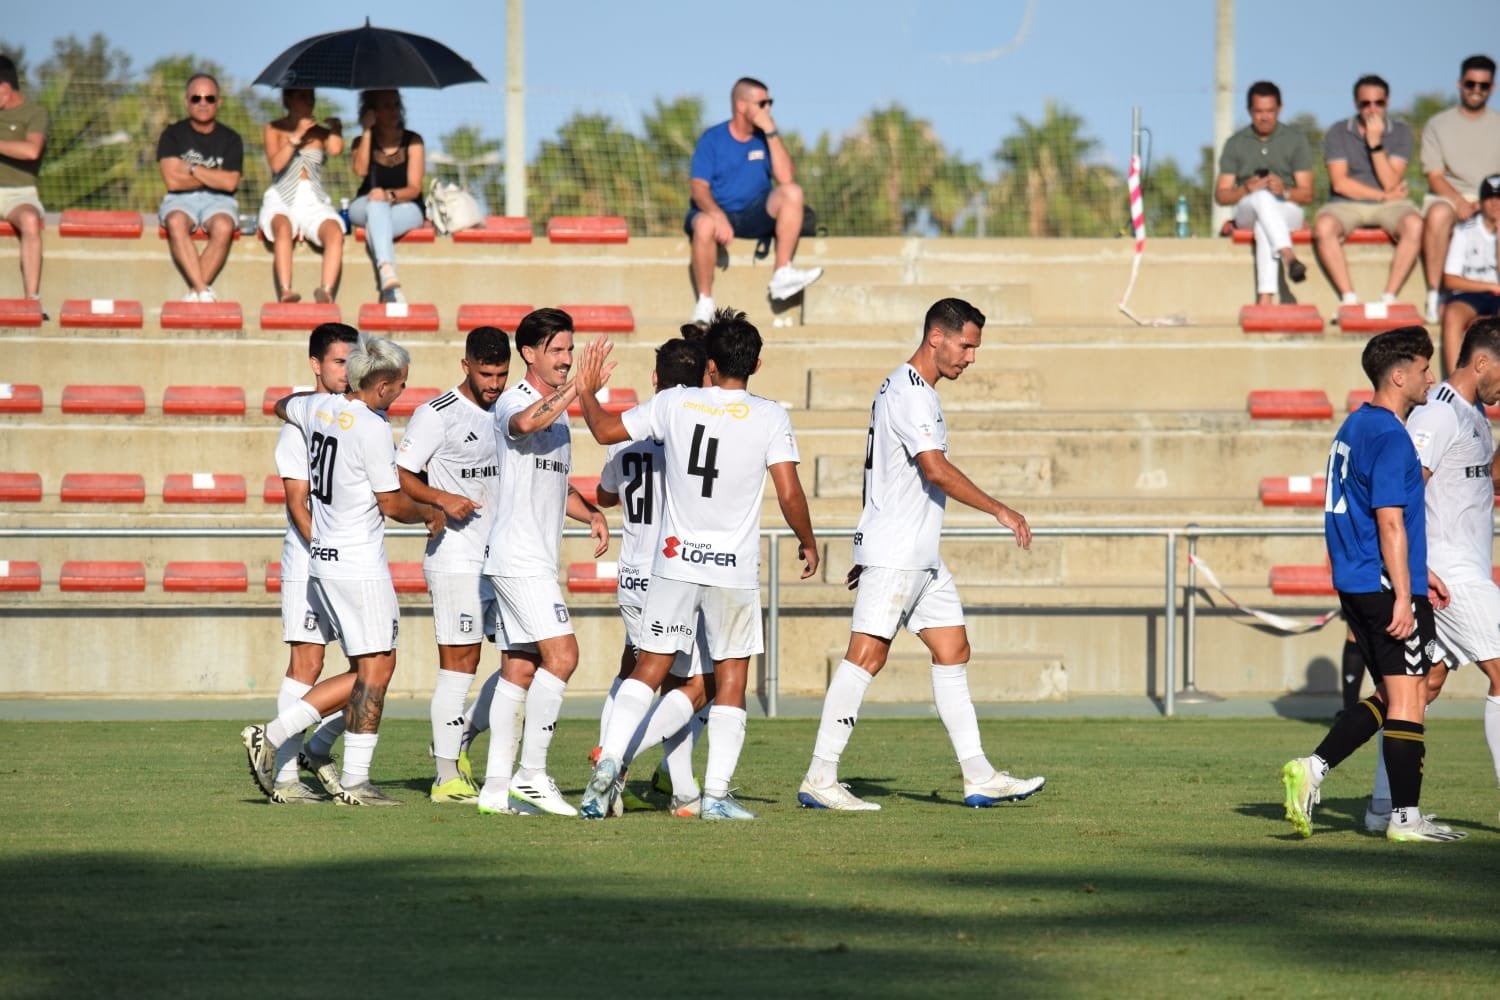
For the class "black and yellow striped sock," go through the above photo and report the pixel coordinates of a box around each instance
[1312,694,1386,771]
[1382,719,1425,810]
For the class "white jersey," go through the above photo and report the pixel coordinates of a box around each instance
[852,364,948,571]
[599,437,666,607]
[396,385,500,572]
[1408,381,1496,585]
[1444,216,1499,285]
[284,393,398,581]
[621,385,798,589]
[482,379,571,578]
[273,422,312,583]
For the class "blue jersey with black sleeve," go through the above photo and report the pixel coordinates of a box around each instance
[1324,403,1427,595]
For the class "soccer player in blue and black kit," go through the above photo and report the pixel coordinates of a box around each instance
[1281,326,1467,842]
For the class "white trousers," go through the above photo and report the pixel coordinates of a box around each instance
[1235,190,1304,295]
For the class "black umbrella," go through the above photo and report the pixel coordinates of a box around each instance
[254,19,486,90]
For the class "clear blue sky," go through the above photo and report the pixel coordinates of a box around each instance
[8,0,1490,174]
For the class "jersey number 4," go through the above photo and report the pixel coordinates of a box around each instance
[622,451,654,525]
[688,424,721,498]
[310,432,339,505]
[1324,440,1350,514]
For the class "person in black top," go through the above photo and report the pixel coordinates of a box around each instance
[157,73,243,302]
[347,90,425,304]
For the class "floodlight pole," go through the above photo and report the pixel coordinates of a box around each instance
[505,0,526,217]
[1211,0,1234,232]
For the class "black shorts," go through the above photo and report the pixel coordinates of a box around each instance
[1339,591,1443,679]
[683,191,776,240]
[1449,291,1500,317]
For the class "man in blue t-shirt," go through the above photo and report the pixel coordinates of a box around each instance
[1281,326,1465,843]
[684,76,822,326]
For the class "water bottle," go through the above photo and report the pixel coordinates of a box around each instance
[1175,195,1190,238]
[339,197,351,233]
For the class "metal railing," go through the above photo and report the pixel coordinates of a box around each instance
[0,521,1332,716]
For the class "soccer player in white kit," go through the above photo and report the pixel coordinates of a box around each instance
[798,297,1046,811]
[395,326,510,803]
[576,308,820,820]
[242,333,445,805]
[475,308,609,817]
[265,322,358,803]
[1366,316,1500,829]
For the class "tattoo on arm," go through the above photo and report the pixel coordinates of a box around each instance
[535,390,565,420]
[345,678,388,734]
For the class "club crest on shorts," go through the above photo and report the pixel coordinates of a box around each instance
[303,611,319,632]
[459,613,474,634]
[553,603,570,624]
[391,619,400,645]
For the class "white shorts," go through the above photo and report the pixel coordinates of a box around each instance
[258,179,343,246]
[639,576,761,661]
[280,577,336,645]
[620,601,713,678]
[311,576,400,657]
[850,563,966,640]
[426,569,496,647]
[1434,579,1500,668]
[491,574,573,651]
[0,185,44,219]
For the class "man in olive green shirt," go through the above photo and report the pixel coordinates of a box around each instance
[1215,81,1315,305]
[0,54,47,308]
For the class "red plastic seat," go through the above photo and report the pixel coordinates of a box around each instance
[1346,228,1395,245]
[260,302,341,330]
[560,304,635,333]
[568,475,601,505]
[264,475,287,504]
[388,387,440,418]
[262,386,316,415]
[0,299,44,327]
[59,210,143,239]
[457,304,534,333]
[162,386,246,416]
[1238,304,1324,334]
[161,300,244,330]
[1258,476,1326,508]
[547,216,629,244]
[265,562,283,593]
[0,473,43,501]
[355,224,436,243]
[61,561,146,592]
[1246,390,1333,420]
[568,387,639,416]
[452,216,533,244]
[61,385,145,415]
[162,473,247,504]
[566,561,619,594]
[0,560,42,592]
[390,562,427,594]
[1346,389,1374,412]
[0,383,43,414]
[157,224,241,241]
[1337,303,1422,334]
[0,219,38,238]
[164,561,248,593]
[1228,226,1390,245]
[60,473,146,503]
[357,302,440,332]
[60,299,144,329]
[1268,565,1336,596]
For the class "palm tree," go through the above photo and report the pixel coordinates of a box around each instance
[992,101,1120,237]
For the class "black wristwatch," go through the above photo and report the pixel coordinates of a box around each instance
[1368,144,1385,153]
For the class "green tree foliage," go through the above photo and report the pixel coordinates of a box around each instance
[990,102,1121,237]
[432,125,502,215]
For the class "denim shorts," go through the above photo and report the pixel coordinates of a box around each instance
[159,189,239,231]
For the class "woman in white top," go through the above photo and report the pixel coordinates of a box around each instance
[259,87,345,303]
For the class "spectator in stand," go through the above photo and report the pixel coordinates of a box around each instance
[1215,81,1314,305]
[1440,174,1500,369]
[348,90,424,305]
[157,73,243,303]
[1421,55,1500,324]
[0,54,47,314]
[685,76,821,326]
[1312,75,1423,308]
[259,88,345,304]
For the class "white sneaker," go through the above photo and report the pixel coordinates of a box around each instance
[962,771,1046,808]
[199,287,217,303]
[183,290,200,303]
[690,295,715,327]
[1340,291,1360,306]
[1424,290,1440,324]
[1387,811,1466,843]
[1365,804,1449,835]
[797,778,881,811]
[768,264,823,301]
[508,773,578,816]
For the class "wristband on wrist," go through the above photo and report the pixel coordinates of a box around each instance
[1368,143,1384,153]
[763,130,780,140]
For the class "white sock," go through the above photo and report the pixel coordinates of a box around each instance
[625,689,696,766]
[479,679,526,806]
[808,660,874,786]
[1380,291,1398,304]
[517,669,568,774]
[306,710,344,755]
[704,704,747,799]
[1309,753,1330,781]
[431,669,475,763]
[1485,696,1500,787]
[1426,289,1440,307]
[1370,732,1391,812]
[267,698,322,748]
[931,663,994,783]
[598,675,624,747]
[463,670,501,747]
[1341,291,1359,305]
[274,678,312,783]
[600,678,654,763]
[340,732,378,787]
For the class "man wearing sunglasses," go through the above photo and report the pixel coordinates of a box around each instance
[1421,55,1500,331]
[157,73,242,303]
[1312,75,1423,310]
[684,76,822,327]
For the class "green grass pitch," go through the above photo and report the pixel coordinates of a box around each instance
[3,716,1499,997]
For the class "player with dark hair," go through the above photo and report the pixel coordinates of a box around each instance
[1281,326,1464,841]
[396,326,511,802]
